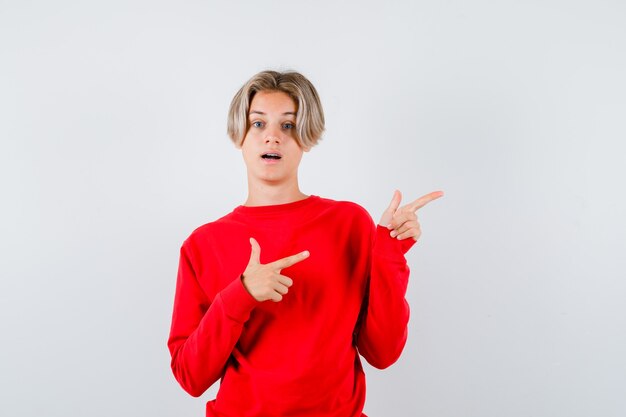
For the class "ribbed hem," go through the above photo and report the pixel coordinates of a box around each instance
[218,275,260,323]
[373,224,416,258]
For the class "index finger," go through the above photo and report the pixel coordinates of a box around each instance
[405,190,444,211]
[271,250,310,270]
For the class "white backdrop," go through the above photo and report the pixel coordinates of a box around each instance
[1,1,625,416]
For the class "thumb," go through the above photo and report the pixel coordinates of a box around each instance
[248,237,261,265]
[378,190,402,227]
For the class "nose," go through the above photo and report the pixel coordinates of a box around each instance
[265,134,280,144]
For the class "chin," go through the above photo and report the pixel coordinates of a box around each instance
[262,176,287,183]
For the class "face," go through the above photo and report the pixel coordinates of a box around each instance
[238,90,309,184]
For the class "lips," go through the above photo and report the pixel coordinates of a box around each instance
[261,151,283,160]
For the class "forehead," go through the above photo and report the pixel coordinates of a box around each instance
[249,90,297,116]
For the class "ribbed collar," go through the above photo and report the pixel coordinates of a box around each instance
[233,195,321,218]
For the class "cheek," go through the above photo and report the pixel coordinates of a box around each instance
[241,132,252,146]
[240,144,256,164]
[290,154,304,168]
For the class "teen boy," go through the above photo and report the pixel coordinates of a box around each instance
[167,70,443,416]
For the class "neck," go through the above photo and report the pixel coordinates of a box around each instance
[243,177,308,207]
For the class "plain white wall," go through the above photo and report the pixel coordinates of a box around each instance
[1,1,625,416]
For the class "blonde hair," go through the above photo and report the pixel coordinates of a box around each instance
[227,70,325,149]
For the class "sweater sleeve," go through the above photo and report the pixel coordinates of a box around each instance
[167,241,259,397]
[356,222,416,369]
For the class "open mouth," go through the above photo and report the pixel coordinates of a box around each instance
[261,152,282,160]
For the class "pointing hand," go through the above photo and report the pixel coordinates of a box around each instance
[378,190,444,242]
[241,237,310,302]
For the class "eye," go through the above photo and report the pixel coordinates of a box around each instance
[251,121,263,128]
[283,122,295,129]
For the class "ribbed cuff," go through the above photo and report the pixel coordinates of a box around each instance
[373,224,416,258]
[218,275,260,323]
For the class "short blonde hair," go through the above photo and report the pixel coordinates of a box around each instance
[227,70,325,149]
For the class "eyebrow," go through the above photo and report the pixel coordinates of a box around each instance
[249,111,297,116]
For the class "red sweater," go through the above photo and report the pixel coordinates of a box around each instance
[167,195,415,416]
